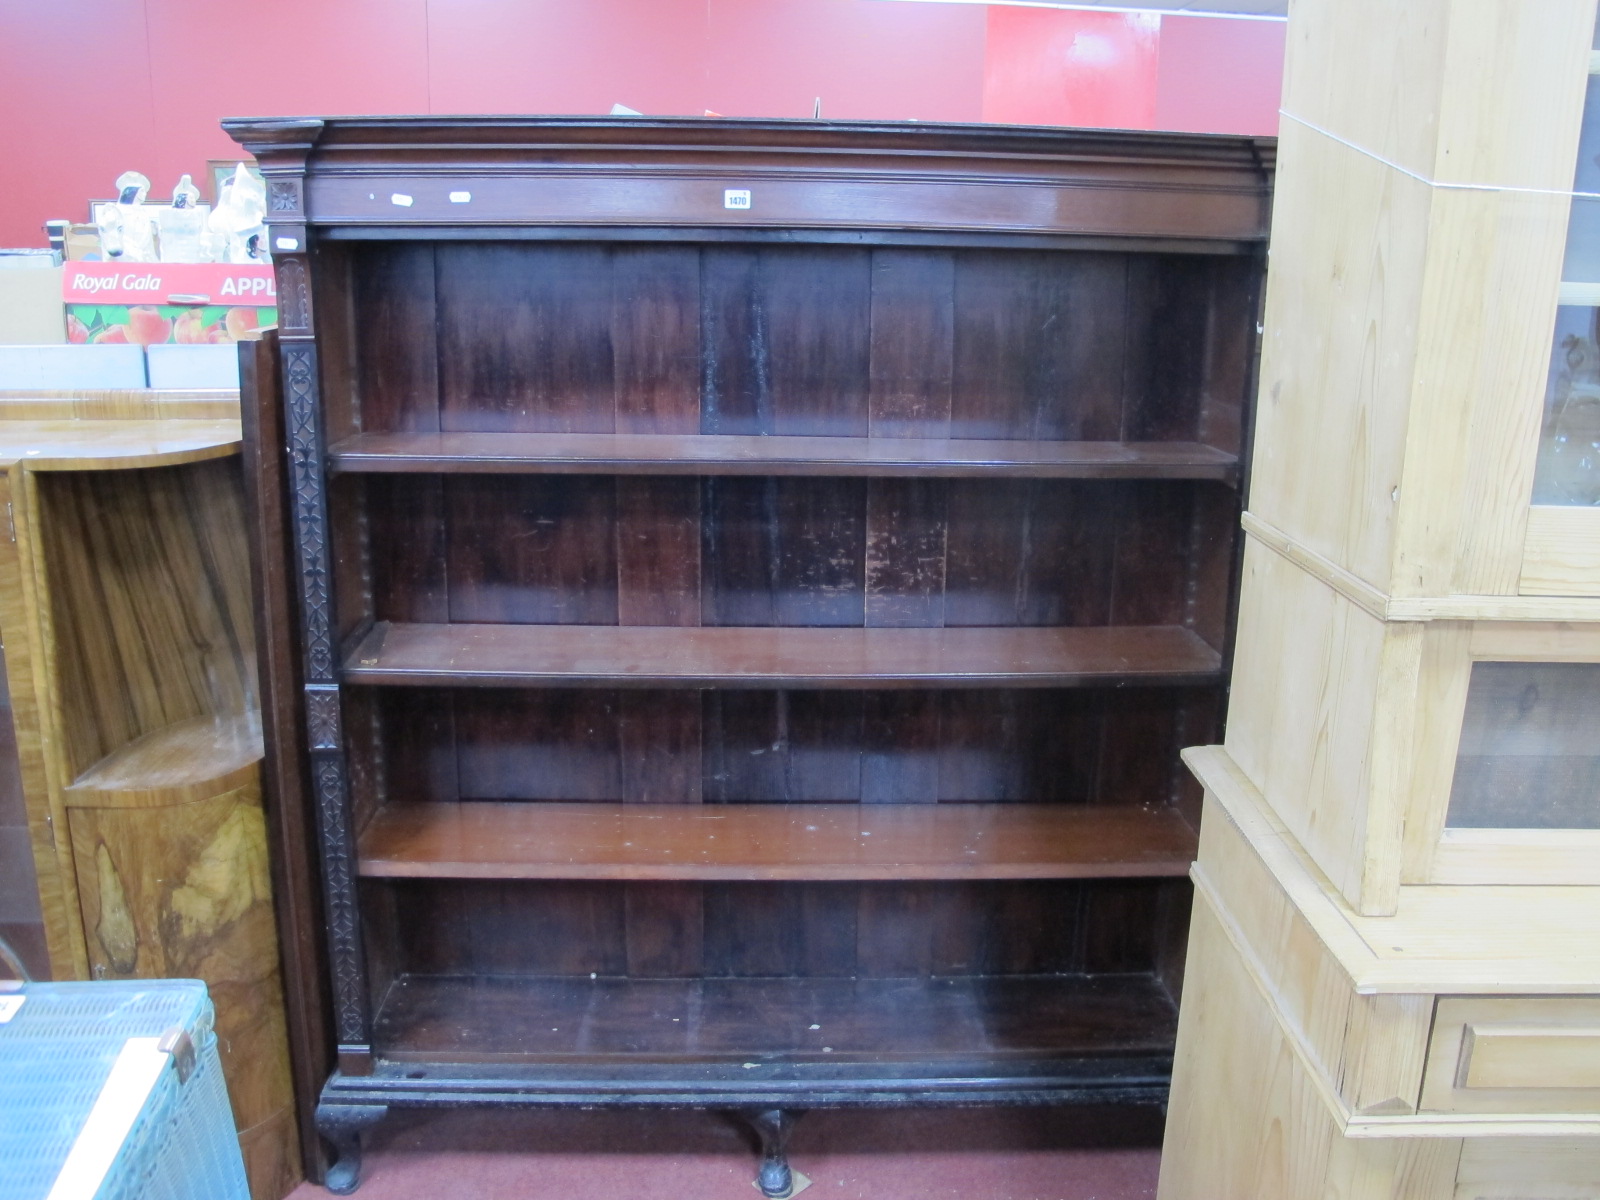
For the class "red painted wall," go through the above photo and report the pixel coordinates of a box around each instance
[1154,14,1286,135]
[0,1,1282,248]
[982,8,1161,129]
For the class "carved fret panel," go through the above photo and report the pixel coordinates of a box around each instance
[276,252,312,334]
[283,340,334,683]
[277,245,371,1051]
[313,752,368,1046]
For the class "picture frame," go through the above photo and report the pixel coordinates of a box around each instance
[207,159,263,206]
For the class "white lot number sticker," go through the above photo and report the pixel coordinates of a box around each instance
[0,994,24,1023]
[724,189,752,210]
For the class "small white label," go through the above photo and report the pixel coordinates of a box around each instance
[274,236,299,252]
[391,193,414,207]
[0,995,25,1022]
[449,191,472,204]
[724,189,752,210]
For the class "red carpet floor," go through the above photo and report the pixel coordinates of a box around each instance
[288,1105,1162,1200]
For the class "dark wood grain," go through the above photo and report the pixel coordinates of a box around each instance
[702,691,784,803]
[465,881,628,977]
[373,689,457,806]
[229,116,1274,244]
[436,244,616,434]
[860,692,942,804]
[854,882,938,976]
[312,245,361,446]
[1079,883,1160,974]
[615,477,701,627]
[951,253,1119,441]
[700,477,776,626]
[943,481,1119,628]
[777,693,865,801]
[445,477,618,624]
[765,248,871,436]
[611,246,701,434]
[935,692,1078,803]
[328,431,1241,480]
[369,686,1195,808]
[869,250,954,438]
[701,476,865,629]
[1183,482,1241,654]
[700,248,767,435]
[700,247,872,436]
[452,690,621,801]
[1094,691,1181,814]
[618,691,701,804]
[865,480,946,628]
[774,479,865,626]
[1108,483,1192,628]
[371,972,1178,1061]
[1194,255,1258,457]
[705,882,858,978]
[353,243,440,434]
[366,475,448,624]
[326,474,371,643]
[356,801,1199,880]
[238,333,329,1176]
[1018,482,1119,628]
[231,117,1266,1163]
[344,622,1222,688]
[1122,256,1212,443]
[1153,880,1194,1004]
[624,882,703,976]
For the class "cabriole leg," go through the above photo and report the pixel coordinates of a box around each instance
[316,1102,388,1194]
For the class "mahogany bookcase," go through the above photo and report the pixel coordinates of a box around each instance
[226,115,1272,1194]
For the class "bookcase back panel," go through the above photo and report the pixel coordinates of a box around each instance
[344,242,1254,453]
[370,877,1164,980]
[359,475,1236,643]
[367,685,1211,808]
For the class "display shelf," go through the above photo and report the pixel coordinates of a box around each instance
[327,431,1239,482]
[370,973,1179,1066]
[343,622,1223,689]
[230,114,1268,1192]
[355,801,1197,882]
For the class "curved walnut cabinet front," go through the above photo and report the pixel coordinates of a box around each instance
[225,115,1272,1194]
[0,414,300,1200]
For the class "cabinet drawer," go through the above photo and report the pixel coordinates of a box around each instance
[1423,997,1600,1114]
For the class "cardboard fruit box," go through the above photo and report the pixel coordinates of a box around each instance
[63,261,277,345]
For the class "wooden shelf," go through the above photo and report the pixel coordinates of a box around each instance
[326,431,1238,481]
[65,711,262,801]
[343,622,1222,689]
[357,801,1197,882]
[372,973,1178,1066]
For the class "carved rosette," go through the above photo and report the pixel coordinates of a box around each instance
[306,684,343,751]
[267,177,303,215]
